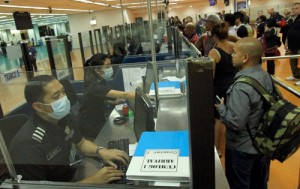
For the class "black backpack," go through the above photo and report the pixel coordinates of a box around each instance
[235,76,300,162]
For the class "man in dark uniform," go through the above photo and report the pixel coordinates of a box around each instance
[27,43,38,72]
[286,3,300,86]
[9,75,129,184]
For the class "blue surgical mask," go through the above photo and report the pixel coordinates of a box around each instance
[102,67,113,80]
[46,95,71,120]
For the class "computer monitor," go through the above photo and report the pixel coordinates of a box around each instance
[134,87,155,141]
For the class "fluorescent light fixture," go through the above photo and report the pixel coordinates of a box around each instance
[74,0,109,6]
[0,5,48,10]
[0,16,7,19]
[0,19,14,22]
[0,5,90,12]
[90,19,96,25]
[111,5,121,8]
[31,13,67,16]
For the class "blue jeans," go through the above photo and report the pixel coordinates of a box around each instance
[225,148,270,189]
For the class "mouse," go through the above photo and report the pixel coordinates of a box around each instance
[113,117,127,125]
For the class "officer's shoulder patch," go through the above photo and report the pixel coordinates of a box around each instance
[32,126,46,143]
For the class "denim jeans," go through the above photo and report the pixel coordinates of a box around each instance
[225,148,270,189]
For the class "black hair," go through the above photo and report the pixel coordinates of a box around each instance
[259,15,267,22]
[211,22,228,40]
[266,20,276,28]
[234,12,245,23]
[113,42,127,56]
[84,53,110,85]
[24,75,56,106]
[84,53,109,67]
[224,13,235,26]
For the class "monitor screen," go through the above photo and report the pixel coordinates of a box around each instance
[13,12,33,30]
[209,0,217,6]
[134,87,155,141]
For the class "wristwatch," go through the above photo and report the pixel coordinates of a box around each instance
[96,146,105,157]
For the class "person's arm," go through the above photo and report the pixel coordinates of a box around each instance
[76,138,129,167]
[216,84,251,131]
[228,35,240,43]
[106,89,135,100]
[194,34,204,52]
[208,48,221,79]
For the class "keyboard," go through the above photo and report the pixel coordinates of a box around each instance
[107,138,130,184]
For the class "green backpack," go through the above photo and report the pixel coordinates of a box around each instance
[235,76,300,162]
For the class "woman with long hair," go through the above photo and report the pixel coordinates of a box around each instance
[208,22,237,157]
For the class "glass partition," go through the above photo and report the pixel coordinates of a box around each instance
[80,31,94,61]
[0,44,23,73]
[0,55,228,188]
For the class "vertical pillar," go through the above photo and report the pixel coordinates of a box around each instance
[78,33,85,66]
[45,38,57,78]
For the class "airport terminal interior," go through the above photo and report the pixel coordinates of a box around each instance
[0,0,299,188]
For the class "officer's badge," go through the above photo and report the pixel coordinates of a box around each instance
[65,125,75,141]
[65,126,70,135]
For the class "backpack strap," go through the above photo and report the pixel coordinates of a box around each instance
[235,76,277,105]
[235,75,280,149]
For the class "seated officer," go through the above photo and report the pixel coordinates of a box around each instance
[9,75,129,184]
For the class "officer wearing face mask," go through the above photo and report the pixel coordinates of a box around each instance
[9,75,130,183]
[80,53,135,138]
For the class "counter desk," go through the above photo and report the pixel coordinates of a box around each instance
[89,96,230,189]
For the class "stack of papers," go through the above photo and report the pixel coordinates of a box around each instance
[126,131,190,182]
[149,81,182,97]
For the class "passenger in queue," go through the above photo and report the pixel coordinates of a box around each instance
[215,38,272,189]
[80,53,135,138]
[9,75,129,183]
[208,22,237,157]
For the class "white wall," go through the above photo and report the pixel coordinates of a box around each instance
[68,8,135,49]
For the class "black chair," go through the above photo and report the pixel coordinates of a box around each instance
[0,114,29,147]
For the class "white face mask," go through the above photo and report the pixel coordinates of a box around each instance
[102,67,113,80]
[45,95,71,120]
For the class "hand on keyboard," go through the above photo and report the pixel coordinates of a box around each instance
[107,138,131,184]
[90,166,124,184]
[99,148,129,168]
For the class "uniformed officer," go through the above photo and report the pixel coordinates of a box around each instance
[27,43,38,72]
[9,75,129,184]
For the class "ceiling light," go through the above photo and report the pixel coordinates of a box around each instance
[0,5,90,12]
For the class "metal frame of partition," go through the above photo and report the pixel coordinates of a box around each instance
[94,29,104,53]
[45,38,57,78]
[20,42,34,80]
[89,30,95,55]
[78,32,85,66]
[187,58,215,188]
[262,55,300,98]
[93,30,98,53]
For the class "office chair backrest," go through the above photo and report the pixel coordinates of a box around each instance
[0,114,29,183]
[0,114,29,147]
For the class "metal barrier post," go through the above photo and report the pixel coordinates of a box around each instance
[78,32,85,66]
